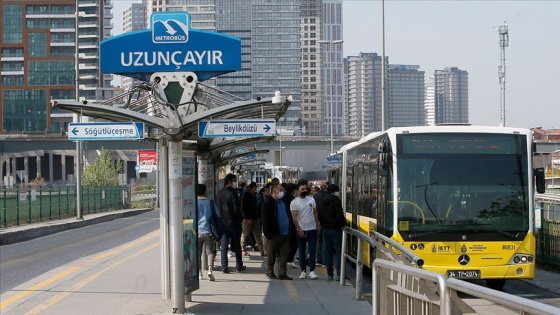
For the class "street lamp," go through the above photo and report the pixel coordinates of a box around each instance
[280,146,286,167]
[318,39,343,154]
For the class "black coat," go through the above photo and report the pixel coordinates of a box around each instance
[317,193,346,229]
[216,186,242,227]
[262,197,295,240]
[241,191,259,220]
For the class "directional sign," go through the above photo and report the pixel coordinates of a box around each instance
[198,120,276,138]
[68,122,145,140]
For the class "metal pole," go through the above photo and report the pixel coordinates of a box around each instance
[498,21,508,127]
[279,138,282,167]
[168,140,185,313]
[330,43,334,154]
[340,230,347,285]
[159,138,170,300]
[74,2,83,220]
[381,0,386,131]
[355,238,364,300]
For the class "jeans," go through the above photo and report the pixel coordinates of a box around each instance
[322,228,343,277]
[220,223,243,269]
[297,229,318,272]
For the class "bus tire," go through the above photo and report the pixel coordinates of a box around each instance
[486,279,506,290]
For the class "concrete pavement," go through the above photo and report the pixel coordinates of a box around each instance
[0,220,372,314]
[1,209,559,314]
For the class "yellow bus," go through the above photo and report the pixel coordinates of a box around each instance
[327,125,546,290]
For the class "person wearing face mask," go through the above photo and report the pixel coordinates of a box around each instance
[262,185,294,280]
[317,184,347,281]
[216,173,246,273]
[291,182,321,280]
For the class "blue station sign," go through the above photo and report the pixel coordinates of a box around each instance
[100,11,241,81]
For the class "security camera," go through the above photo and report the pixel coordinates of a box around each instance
[272,90,283,105]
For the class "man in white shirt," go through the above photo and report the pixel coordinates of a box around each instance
[290,182,321,279]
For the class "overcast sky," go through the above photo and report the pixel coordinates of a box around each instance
[111,0,559,130]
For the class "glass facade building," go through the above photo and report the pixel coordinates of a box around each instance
[0,1,113,133]
[387,64,425,128]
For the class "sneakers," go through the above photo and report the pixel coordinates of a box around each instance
[207,270,215,281]
[327,275,333,281]
[222,267,231,274]
[299,271,307,279]
[199,273,204,280]
[309,271,318,280]
[228,251,234,258]
[237,265,247,272]
[266,272,277,279]
[335,275,341,281]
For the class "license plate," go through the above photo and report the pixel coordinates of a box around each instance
[446,270,481,279]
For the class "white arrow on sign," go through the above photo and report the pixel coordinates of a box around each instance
[198,120,276,138]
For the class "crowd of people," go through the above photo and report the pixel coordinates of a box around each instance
[196,174,347,282]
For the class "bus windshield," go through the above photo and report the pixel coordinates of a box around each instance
[395,133,530,240]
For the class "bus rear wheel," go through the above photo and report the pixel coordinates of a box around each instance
[486,279,506,290]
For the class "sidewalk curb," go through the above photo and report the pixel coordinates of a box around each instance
[0,208,154,246]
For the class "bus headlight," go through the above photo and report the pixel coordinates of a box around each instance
[509,254,534,265]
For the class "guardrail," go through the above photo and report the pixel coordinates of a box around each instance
[341,226,560,314]
[131,190,157,203]
[340,227,423,300]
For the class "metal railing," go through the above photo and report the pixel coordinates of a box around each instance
[340,227,424,300]
[1,185,131,228]
[340,226,560,315]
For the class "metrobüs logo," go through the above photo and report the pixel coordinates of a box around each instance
[151,12,190,44]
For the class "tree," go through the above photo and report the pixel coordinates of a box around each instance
[82,148,123,186]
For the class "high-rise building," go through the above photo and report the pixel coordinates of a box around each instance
[250,1,302,134]
[434,67,469,124]
[121,0,148,90]
[320,0,343,137]
[347,52,383,138]
[386,64,425,128]
[424,76,435,126]
[123,0,147,34]
[300,0,322,136]
[0,0,113,133]
[215,0,252,100]
[148,0,215,30]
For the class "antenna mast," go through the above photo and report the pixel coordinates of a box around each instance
[498,21,508,127]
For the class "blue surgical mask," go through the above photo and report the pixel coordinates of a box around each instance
[277,191,285,199]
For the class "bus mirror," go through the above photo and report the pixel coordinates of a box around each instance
[378,141,391,153]
[379,152,389,176]
[534,167,545,193]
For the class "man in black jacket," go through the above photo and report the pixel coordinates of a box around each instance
[241,182,265,256]
[216,173,246,273]
[262,185,294,280]
[317,184,347,281]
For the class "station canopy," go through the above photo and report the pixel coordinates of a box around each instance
[52,81,291,163]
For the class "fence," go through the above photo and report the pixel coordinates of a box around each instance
[537,195,560,269]
[1,185,131,228]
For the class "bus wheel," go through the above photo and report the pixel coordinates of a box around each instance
[486,279,506,290]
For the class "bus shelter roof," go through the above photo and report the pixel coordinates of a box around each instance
[52,95,290,162]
